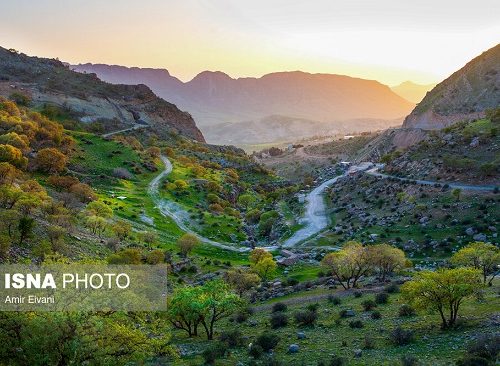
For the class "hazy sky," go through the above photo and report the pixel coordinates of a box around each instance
[1,0,499,85]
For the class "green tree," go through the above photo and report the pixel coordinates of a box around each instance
[224,268,261,296]
[451,242,500,285]
[112,220,132,242]
[17,216,34,245]
[34,147,68,174]
[168,285,205,337]
[86,200,113,218]
[401,268,482,329]
[451,188,461,202]
[177,233,200,258]
[369,243,409,282]
[249,248,276,282]
[321,241,372,289]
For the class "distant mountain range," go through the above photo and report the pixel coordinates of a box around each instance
[404,43,500,129]
[71,64,415,144]
[0,47,204,141]
[390,81,436,103]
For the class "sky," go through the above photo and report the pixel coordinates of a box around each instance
[0,0,499,85]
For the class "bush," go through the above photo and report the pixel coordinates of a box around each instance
[294,310,318,326]
[363,335,375,349]
[234,307,253,323]
[371,311,382,319]
[385,283,400,293]
[361,299,377,311]
[339,309,354,318]
[270,312,288,329]
[249,344,264,359]
[329,355,345,366]
[349,320,364,329]
[256,332,280,352]
[353,291,362,298]
[272,302,287,313]
[219,329,243,348]
[307,303,320,312]
[202,342,227,365]
[400,355,419,366]
[375,292,389,304]
[456,334,500,366]
[390,327,414,346]
[328,295,341,305]
[399,304,416,317]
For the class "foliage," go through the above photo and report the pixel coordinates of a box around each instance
[390,326,414,346]
[224,268,260,296]
[401,268,482,328]
[272,302,288,313]
[250,248,277,281]
[375,292,389,304]
[270,312,288,329]
[176,233,200,258]
[369,243,409,281]
[451,242,500,285]
[294,310,318,326]
[255,332,280,352]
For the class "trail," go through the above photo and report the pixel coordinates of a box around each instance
[366,167,497,192]
[283,173,346,247]
[148,156,261,252]
[102,124,150,138]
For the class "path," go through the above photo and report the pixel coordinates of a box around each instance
[102,123,150,138]
[283,173,346,247]
[148,156,268,252]
[366,167,497,192]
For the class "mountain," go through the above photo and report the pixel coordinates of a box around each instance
[0,48,204,142]
[71,64,415,143]
[391,81,436,103]
[403,44,500,130]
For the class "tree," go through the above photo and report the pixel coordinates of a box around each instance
[451,242,500,285]
[199,280,242,340]
[17,216,35,245]
[167,285,205,337]
[369,244,409,282]
[177,233,199,258]
[86,200,113,218]
[173,179,188,190]
[34,148,68,173]
[451,188,461,202]
[224,268,261,296]
[401,268,482,329]
[85,216,107,237]
[0,162,22,185]
[107,248,143,264]
[249,248,273,264]
[139,231,158,248]
[252,257,277,282]
[112,220,132,242]
[0,144,27,168]
[0,132,29,152]
[321,241,372,289]
[237,193,256,209]
[69,183,97,203]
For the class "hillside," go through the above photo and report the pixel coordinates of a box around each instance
[0,47,205,142]
[403,43,500,129]
[391,81,436,103]
[71,64,415,143]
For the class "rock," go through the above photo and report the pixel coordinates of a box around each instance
[419,216,429,224]
[289,344,300,353]
[465,227,475,236]
[345,309,356,317]
[248,320,258,327]
[297,332,306,339]
[442,134,453,141]
[473,233,487,241]
[488,226,497,232]
[470,137,480,147]
[353,349,362,358]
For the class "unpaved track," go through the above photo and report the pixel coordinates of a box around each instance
[283,173,346,247]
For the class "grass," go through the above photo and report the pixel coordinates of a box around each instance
[170,282,500,365]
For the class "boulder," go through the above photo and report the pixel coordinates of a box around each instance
[297,332,306,340]
[353,349,362,358]
[288,344,300,353]
[473,233,487,241]
[465,227,475,236]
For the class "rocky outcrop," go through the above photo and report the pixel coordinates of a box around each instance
[403,44,500,130]
[0,47,205,142]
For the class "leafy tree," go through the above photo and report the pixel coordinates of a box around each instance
[107,248,142,264]
[85,215,107,237]
[112,220,132,242]
[199,280,242,340]
[48,175,79,191]
[0,132,29,152]
[34,147,68,173]
[369,244,409,281]
[224,268,261,296]
[321,241,372,289]
[237,193,256,209]
[17,216,34,245]
[86,200,113,218]
[177,233,200,258]
[69,182,97,203]
[0,144,27,168]
[139,231,158,248]
[0,162,22,185]
[249,248,273,264]
[168,285,205,337]
[252,256,277,282]
[451,242,500,285]
[173,179,188,190]
[401,268,482,329]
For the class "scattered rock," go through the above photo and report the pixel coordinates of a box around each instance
[289,344,300,353]
[353,349,362,358]
[473,233,487,241]
[465,227,475,236]
[297,332,306,340]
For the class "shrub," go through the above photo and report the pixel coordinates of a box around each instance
[219,329,243,348]
[256,332,280,352]
[249,344,264,359]
[294,310,318,326]
[375,292,389,304]
[399,304,416,317]
[202,342,227,365]
[363,335,375,349]
[353,291,362,298]
[385,283,400,293]
[456,334,500,366]
[329,355,345,366]
[390,327,414,346]
[401,355,419,366]
[339,309,354,318]
[328,295,341,305]
[307,303,320,312]
[272,302,287,313]
[361,299,377,311]
[349,320,364,329]
[371,311,382,319]
[270,312,288,329]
